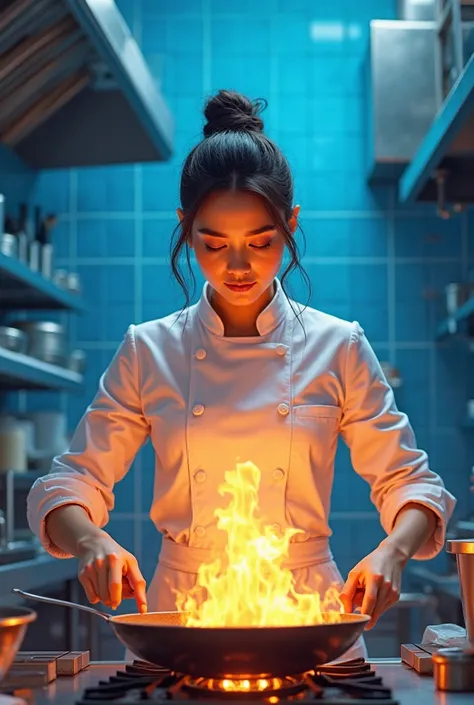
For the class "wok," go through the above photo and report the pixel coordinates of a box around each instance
[12,588,369,678]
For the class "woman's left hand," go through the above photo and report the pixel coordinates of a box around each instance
[339,540,408,629]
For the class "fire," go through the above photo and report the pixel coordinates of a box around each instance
[215,678,271,691]
[176,461,344,627]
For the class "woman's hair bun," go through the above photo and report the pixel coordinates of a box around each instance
[203,89,266,138]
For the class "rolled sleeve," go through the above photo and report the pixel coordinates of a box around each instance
[27,475,109,559]
[380,485,453,560]
[340,322,456,561]
[26,325,150,558]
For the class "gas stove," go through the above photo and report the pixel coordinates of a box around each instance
[76,658,398,705]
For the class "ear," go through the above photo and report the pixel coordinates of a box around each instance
[177,208,193,248]
[288,204,300,234]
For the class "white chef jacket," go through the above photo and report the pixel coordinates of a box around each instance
[27,277,455,660]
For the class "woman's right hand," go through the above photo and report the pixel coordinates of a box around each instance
[76,531,147,613]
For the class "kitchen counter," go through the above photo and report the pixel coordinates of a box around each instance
[17,659,474,704]
[0,553,78,601]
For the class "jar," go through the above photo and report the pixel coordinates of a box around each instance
[0,416,27,473]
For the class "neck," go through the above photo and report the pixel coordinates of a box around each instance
[209,282,275,337]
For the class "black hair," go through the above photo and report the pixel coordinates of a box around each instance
[170,89,311,317]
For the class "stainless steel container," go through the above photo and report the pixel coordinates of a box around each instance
[0,232,18,257]
[9,321,67,366]
[446,539,474,645]
[53,268,69,288]
[40,243,54,278]
[433,647,474,692]
[16,232,28,263]
[28,240,40,271]
[66,271,81,294]
[445,283,470,316]
[67,349,86,375]
[0,326,27,354]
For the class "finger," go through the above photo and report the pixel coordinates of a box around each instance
[96,557,111,607]
[366,580,393,629]
[352,588,365,611]
[124,556,147,613]
[83,562,101,603]
[79,571,99,604]
[361,574,382,620]
[339,571,361,613]
[122,578,135,599]
[108,553,123,610]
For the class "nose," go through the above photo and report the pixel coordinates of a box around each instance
[226,248,251,276]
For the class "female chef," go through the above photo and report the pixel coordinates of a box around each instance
[27,90,456,659]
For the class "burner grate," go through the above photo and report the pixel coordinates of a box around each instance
[75,659,399,705]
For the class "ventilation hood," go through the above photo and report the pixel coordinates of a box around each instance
[399,52,474,205]
[0,0,174,169]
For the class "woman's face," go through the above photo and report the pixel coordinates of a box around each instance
[178,190,299,310]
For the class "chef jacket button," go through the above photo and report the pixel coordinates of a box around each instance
[270,523,281,534]
[194,469,207,483]
[192,404,205,416]
[273,468,285,480]
[277,402,290,416]
[195,348,207,360]
[194,525,206,537]
[276,344,287,356]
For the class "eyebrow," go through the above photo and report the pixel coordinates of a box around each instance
[197,225,276,238]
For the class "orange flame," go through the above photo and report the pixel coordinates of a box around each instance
[176,461,343,627]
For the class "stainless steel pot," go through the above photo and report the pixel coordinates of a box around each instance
[9,321,67,366]
[433,647,474,692]
[0,326,27,354]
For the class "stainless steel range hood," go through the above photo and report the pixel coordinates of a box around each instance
[367,0,474,210]
[0,0,174,169]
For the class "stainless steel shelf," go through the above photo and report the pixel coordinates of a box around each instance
[0,346,83,390]
[435,294,474,339]
[0,252,86,311]
[0,552,79,600]
[399,53,474,204]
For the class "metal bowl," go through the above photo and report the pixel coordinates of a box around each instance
[0,606,37,682]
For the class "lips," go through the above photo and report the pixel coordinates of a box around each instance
[224,282,257,293]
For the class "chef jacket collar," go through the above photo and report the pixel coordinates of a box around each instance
[197,278,291,337]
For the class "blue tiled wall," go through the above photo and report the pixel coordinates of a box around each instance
[31,0,474,587]
[0,144,37,226]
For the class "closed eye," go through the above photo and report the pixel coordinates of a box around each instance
[205,242,273,252]
[252,242,272,249]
